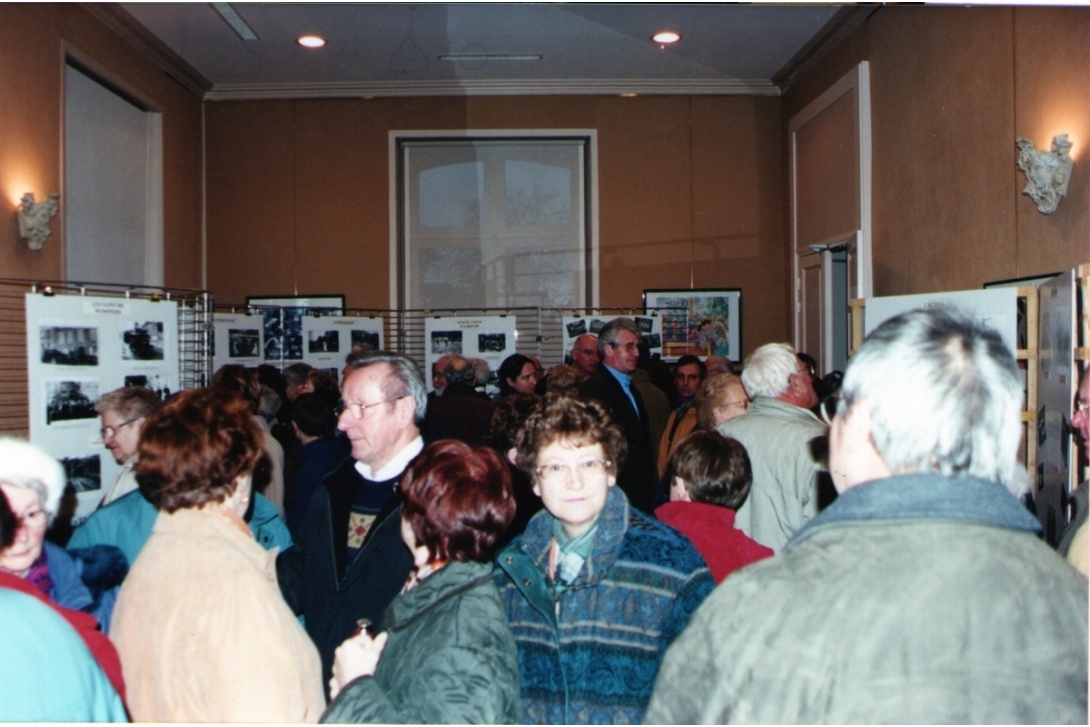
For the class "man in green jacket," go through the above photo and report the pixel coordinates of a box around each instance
[647,306,1088,724]
[717,341,825,551]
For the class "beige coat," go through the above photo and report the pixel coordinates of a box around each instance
[111,506,325,722]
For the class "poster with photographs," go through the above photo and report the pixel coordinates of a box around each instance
[26,293,179,523]
[864,288,1018,355]
[644,289,741,362]
[423,315,518,394]
[246,295,345,364]
[212,312,266,370]
[561,314,663,364]
[301,316,385,369]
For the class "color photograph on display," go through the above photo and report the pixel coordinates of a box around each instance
[644,289,741,362]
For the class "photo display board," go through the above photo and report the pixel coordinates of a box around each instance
[26,292,179,522]
[644,289,741,362]
[561,314,663,362]
[864,288,1019,355]
[424,315,518,395]
[302,315,385,379]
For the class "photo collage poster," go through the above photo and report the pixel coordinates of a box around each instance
[26,293,179,523]
[561,314,663,363]
[302,315,385,380]
[255,306,341,364]
[212,312,265,371]
[424,315,518,396]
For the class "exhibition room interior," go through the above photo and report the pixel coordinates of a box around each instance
[0,3,1087,435]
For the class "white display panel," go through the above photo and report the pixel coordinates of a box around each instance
[561,314,663,361]
[424,315,518,395]
[864,288,1018,355]
[302,315,385,378]
[26,293,179,522]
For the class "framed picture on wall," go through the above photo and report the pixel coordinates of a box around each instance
[643,288,742,363]
[246,295,345,363]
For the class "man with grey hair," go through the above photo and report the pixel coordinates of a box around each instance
[717,341,824,550]
[94,386,161,506]
[647,307,1088,724]
[278,351,427,683]
[580,317,658,512]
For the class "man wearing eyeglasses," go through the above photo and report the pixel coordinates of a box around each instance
[580,317,659,513]
[716,342,825,552]
[277,351,426,687]
[93,387,161,507]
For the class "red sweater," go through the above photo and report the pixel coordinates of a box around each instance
[655,501,774,584]
[0,572,126,703]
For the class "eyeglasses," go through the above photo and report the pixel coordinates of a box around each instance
[100,417,140,440]
[336,396,405,420]
[609,342,639,352]
[1077,399,1089,414]
[723,399,749,410]
[535,458,611,484]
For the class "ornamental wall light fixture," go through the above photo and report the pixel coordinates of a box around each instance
[17,192,60,251]
[1015,133,1074,215]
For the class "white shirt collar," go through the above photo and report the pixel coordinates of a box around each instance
[355,435,424,482]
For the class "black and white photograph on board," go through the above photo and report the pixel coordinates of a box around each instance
[478,333,506,353]
[308,329,340,354]
[229,328,260,358]
[589,318,606,335]
[60,454,101,493]
[565,319,588,338]
[40,326,99,366]
[635,316,654,334]
[45,379,99,425]
[352,329,380,351]
[121,321,165,361]
[431,330,463,355]
[124,374,174,401]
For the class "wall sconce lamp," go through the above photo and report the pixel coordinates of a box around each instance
[17,192,60,251]
[1015,134,1074,215]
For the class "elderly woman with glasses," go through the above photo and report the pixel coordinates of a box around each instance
[322,439,520,724]
[110,387,325,722]
[494,394,715,724]
[0,438,123,634]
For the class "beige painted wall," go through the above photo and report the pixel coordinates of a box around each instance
[0,4,204,289]
[206,94,789,351]
[784,6,1089,296]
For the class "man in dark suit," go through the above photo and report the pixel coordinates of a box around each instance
[580,317,658,512]
[424,354,494,446]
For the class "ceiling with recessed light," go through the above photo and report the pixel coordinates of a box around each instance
[109,3,855,100]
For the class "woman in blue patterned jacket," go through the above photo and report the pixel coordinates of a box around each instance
[494,394,714,724]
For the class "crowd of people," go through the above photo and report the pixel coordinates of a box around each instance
[2,308,1087,723]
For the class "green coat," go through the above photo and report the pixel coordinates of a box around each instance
[646,474,1089,724]
[321,560,520,724]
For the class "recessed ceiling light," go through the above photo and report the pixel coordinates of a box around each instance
[651,31,681,45]
[297,35,326,49]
